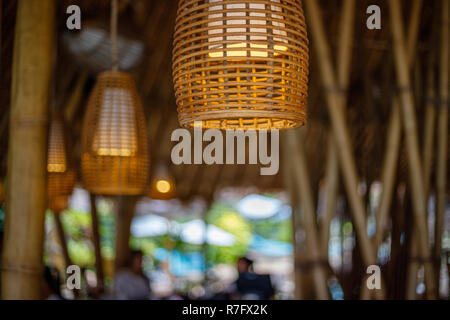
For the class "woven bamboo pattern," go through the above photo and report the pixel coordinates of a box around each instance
[173,0,309,130]
[47,114,76,200]
[81,71,149,195]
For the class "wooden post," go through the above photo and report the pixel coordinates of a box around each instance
[1,0,55,300]
[114,196,137,272]
[388,0,436,298]
[303,0,385,299]
[434,0,449,297]
[286,129,329,299]
[90,194,104,292]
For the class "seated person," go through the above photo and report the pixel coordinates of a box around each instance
[114,250,152,300]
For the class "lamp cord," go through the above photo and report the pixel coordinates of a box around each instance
[111,0,119,71]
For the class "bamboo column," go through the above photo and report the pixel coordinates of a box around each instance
[388,0,436,298]
[286,130,329,299]
[114,196,138,272]
[320,0,355,260]
[303,0,385,299]
[1,0,55,300]
[281,140,305,300]
[90,194,104,292]
[434,0,449,297]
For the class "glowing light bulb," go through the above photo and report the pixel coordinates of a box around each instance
[207,0,288,59]
[156,180,171,194]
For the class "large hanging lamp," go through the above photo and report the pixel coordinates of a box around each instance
[81,0,149,195]
[173,0,309,130]
[47,114,76,212]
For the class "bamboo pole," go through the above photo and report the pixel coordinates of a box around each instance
[53,211,72,268]
[114,196,137,272]
[303,0,385,299]
[64,72,88,124]
[286,129,329,299]
[375,0,423,250]
[320,0,355,260]
[406,48,438,301]
[281,139,304,300]
[1,0,55,300]
[373,1,423,299]
[434,0,449,297]
[90,194,104,292]
[388,0,436,298]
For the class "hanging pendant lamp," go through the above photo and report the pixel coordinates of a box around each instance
[47,114,76,212]
[81,0,149,195]
[148,164,177,200]
[173,0,309,130]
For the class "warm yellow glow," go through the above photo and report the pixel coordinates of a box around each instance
[96,148,133,157]
[209,43,288,58]
[47,163,67,173]
[155,180,171,194]
[92,88,138,157]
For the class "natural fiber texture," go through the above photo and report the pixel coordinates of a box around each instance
[81,71,149,195]
[47,114,76,200]
[173,0,309,130]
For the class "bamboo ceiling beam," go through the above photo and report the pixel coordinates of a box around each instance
[286,129,329,299]
[434,0,449,297]
[303,0,384,299]
[1,0,55,300]
[388,0,436,298]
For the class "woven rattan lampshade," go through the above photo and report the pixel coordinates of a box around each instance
[81,71,149,195]
[47,114,76,201]
[173,0,309,130]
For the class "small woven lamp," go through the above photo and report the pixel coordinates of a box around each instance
[81,0,149,195]
[173,0,309,130]
[47,114,76,212]
[148,164,177,200]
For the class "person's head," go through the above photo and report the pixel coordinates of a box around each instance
[237,257,253,274]
[129,250,144,274]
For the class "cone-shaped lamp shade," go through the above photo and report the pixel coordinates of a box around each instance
[47,114,76,207]
[81,71,149,195]
[173,0,309,130]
